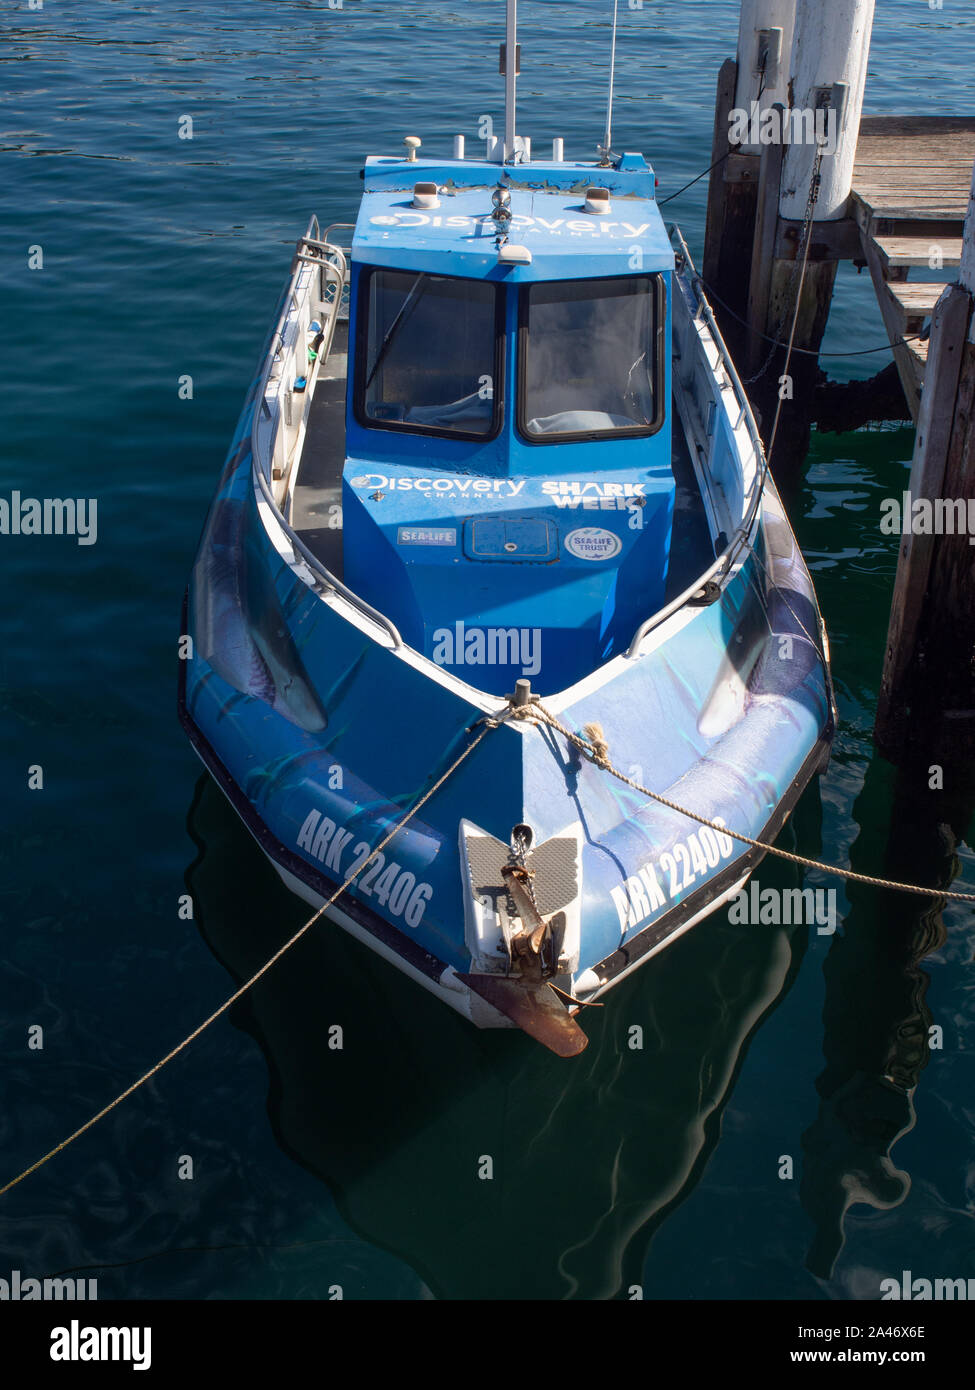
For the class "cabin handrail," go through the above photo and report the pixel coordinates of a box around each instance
[252,465,405,649]
[626,228,770,658]
[250,214,405,650]
[669,223,768,500]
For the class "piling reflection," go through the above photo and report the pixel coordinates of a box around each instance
[800,753,975,1280]
[186,773,815,1300]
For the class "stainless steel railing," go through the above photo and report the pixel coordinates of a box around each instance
[250,214,405,649]
[625,228,769,657]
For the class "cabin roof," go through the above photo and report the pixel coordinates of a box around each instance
[352,155,674,281]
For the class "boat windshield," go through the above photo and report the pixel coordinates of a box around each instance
[357,269,501,439]
[519,275,663,440]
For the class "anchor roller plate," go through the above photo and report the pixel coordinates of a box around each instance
[460,819,583,977]
[459,819,587,1055]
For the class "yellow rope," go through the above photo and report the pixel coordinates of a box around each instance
[505,701,975,905]
[5,685,971,1200]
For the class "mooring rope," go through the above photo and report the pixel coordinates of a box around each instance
[497,700,975,905]
[657,150,731,206]
[4,678,970,1200]
[700,276,927,359]
[2,133,965,1191]
[0,717,502,1199]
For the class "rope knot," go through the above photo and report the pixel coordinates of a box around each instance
[582,721,610,766]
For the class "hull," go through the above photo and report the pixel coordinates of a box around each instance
[179,464,832,1044]
[178,220,834,1052]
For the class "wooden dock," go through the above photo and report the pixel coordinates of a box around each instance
[852,117,975,420]
[701,0,975,766]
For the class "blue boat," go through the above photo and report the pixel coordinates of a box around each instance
[178,3,834,1056]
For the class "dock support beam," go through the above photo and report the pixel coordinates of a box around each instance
[875,163,975,761]
[746,0,874,482]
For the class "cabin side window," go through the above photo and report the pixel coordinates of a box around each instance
[518,275,665,442]
[355,268,504,440]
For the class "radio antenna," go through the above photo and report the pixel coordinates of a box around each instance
[600,0,620,165]
[504,0,518,159]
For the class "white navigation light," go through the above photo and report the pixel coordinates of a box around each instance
[585,186,611,215]
[498,244,532,265]
[404,136,421,162]
[413,181,440,209]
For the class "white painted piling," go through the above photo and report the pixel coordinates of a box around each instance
[733,0,797,155]
[779,0,875,222]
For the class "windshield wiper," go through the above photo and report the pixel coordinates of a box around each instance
[365,273,428,390]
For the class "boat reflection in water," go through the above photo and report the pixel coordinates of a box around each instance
[187,772,823,1300]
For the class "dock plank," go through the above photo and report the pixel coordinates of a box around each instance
[875,236,963,270]
[887,283,949,312]
[851,115,975,228]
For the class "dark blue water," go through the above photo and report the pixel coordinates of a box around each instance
[1,0,973,1301]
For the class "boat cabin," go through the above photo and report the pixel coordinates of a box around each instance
[292,154,691,696]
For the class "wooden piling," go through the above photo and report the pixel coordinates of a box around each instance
[703,58,756,363]
[875,163,975,761]
[745,0,874,478]
[704,3,799,365]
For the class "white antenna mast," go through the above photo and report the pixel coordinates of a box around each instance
[504,0,518,159]
[600,0,620,165]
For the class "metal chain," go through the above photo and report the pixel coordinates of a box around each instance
[510,824,539,910]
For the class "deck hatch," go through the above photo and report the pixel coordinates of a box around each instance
[464,516,557,562]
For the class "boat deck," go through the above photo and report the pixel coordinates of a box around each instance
[290,336,713,603]
[289,319,349,578]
